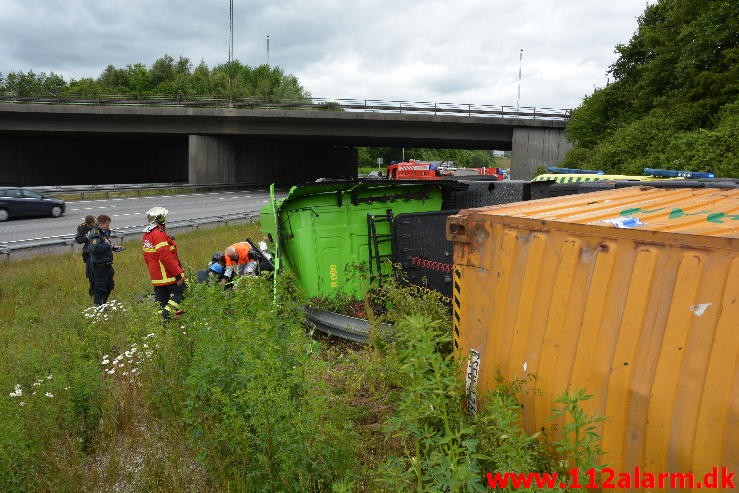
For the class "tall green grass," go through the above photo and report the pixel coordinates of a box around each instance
[0,223,606,492]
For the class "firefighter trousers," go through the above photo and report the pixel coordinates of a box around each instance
[154,283,186,319]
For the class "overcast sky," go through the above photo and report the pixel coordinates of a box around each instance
[0,0,648,109]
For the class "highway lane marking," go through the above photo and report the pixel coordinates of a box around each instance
[2,233,71,243]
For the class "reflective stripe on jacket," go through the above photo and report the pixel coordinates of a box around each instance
[142,226,183,286]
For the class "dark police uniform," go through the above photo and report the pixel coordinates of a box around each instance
[88,226,114,305]
[74,222,95,296]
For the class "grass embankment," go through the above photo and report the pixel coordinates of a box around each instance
[0,222,604,492]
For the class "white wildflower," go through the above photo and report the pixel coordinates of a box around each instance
[45,392,53,398]
[107,369,115,375]
[19,401,25,407]
[46,375,53,380]
[144,333,154,339]
[10,384,23,398]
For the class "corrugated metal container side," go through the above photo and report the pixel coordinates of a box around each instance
[447,187,738,489]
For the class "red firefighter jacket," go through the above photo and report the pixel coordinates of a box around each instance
[142,224,184,286]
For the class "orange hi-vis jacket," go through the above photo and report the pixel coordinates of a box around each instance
[142,224,184,286]
[225,242,252,267]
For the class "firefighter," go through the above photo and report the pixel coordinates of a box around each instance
[74,214,96,297]
[223,242,255,282]
[142,207,186,319]
[88,214,122,305]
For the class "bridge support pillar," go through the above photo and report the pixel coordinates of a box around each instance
[188,135,236,184]
[511,127,572,180]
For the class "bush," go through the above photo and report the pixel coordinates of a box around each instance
[146,276,359,491]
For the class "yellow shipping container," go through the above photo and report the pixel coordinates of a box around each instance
[447,187,738,489]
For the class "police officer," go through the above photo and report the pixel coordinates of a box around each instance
[142,207,186,319]
[74,215,96,297]
[88,214,122,305]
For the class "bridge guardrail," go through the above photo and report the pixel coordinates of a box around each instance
[0,94,571,121]
[28,182,270,199]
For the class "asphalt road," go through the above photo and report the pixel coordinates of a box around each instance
[0,189,278,246]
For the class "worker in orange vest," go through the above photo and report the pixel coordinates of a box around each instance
[223,242,256,282]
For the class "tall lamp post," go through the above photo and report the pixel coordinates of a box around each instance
[228,0,234,106]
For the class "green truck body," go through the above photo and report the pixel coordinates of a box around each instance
[260,180,445,299]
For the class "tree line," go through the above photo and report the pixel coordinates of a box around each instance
[562,0,738,177]
[0,55,310,101]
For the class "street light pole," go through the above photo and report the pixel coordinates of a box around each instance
[228,0,234,107]
[267,35,270,65]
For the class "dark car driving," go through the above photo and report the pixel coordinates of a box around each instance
[0,187,66,221]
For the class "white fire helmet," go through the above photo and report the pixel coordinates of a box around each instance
[146,206,169,225]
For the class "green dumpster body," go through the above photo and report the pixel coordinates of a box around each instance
[260,181,444,300]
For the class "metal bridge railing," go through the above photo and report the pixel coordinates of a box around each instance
[0,93,571,121]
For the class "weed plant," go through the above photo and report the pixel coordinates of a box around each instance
[144,274,359,492]
[1,224,607,492]
[0,223,263,491]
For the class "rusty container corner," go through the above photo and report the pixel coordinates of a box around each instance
[447,186,738,488]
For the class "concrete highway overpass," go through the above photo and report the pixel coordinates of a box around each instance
[0,102,571,185]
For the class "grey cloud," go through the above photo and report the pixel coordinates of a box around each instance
[0,0,649,108]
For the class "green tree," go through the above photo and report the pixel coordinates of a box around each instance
[149,54,176,88]
[97,64,130,93]
[126,63,150,95]
[563,0,739,177]
[3,55,311,102]
[64,78,101,97]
